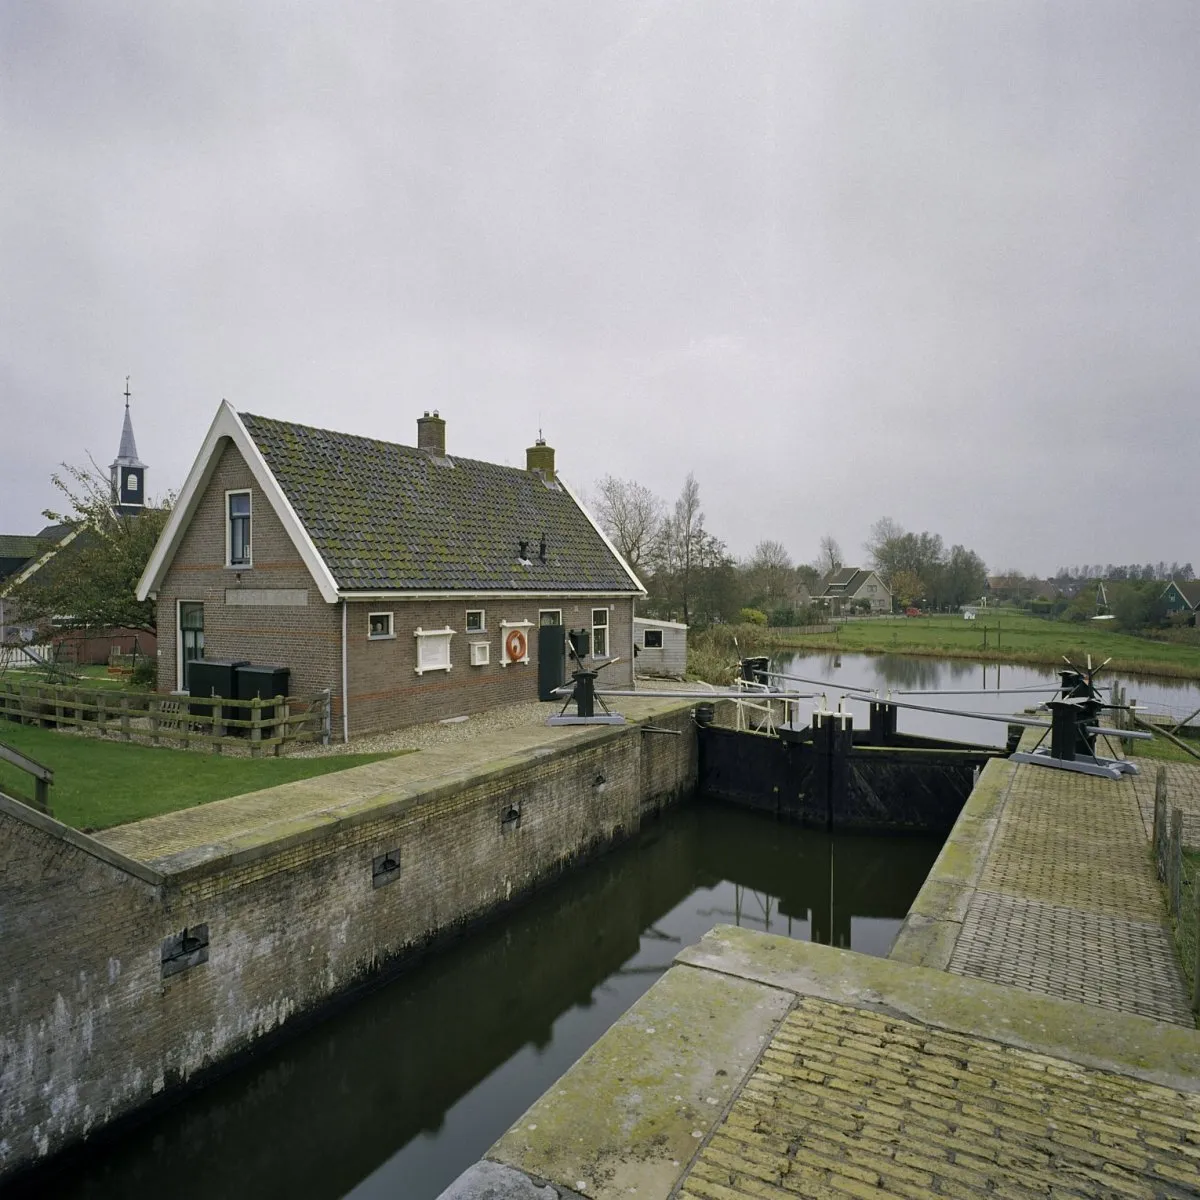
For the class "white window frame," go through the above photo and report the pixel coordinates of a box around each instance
[538,609,562,626]
[642,628,664,649]
[465,608,486,633]
[591,607,610,658]
[414,626,454,675]
[368,611,395,640]
[176,599,205,690]
[499,618,534,666]
[225,489,252,568]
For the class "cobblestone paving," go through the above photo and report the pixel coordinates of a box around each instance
[946,762,1195,1026]
[679,996,1200,1199]
[951,893,1189,1024]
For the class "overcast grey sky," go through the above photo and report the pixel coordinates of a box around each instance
[2,2,1197,575]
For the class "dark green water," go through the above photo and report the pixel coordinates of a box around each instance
[20,801,940,1200]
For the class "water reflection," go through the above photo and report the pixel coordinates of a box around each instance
[22,803,940,1200]
[773,651,1200,747]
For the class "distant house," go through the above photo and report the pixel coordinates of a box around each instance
[633,617,687,678]
[137,403,645,738]
[816,568,892,615]
[1162,579,1200,615]
[0,526,80,646]
[2,397,163,664]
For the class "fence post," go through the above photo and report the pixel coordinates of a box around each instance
[212,697,223,754]
[1193,864,1200,1014]
[149,694,161,747]
[250,696,263,759]
[275,696,289,758]
[34,776,51,817]
[120,694,131,742]
[96,689,107,735]
[1169,807,1183,918]
[322,688,332,745]
[1153,766,1168,879]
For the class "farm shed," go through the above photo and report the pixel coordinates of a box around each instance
[633,617,687,678]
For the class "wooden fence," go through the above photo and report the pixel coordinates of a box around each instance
[1151,765,1200,1013]
[0,680,332,757]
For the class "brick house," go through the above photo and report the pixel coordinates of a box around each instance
[816,567,892,615]
[137,403,645,738]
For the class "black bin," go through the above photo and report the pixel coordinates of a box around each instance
[236,664,291,735]
[568,628,590,662]
[187,659,249,734]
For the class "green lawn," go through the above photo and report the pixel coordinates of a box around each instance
[0,722,409,831]
[730,613,1200,679]
[1129,732,1200,764]
[1173,851,1199,995]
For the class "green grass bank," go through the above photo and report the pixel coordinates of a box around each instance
[687,613,1200,684]
[0,722,408,830]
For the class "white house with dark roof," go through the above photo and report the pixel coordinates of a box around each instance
[137,403,646,737]
[816,567,892,614]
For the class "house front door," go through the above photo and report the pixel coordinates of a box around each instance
[178,601,205,690]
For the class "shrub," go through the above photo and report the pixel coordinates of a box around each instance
[131,658,156,688]
[738,607,768,626]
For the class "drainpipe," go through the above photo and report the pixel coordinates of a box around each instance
[341,599,350,743]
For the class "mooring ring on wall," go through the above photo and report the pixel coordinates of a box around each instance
[506,628,527,663]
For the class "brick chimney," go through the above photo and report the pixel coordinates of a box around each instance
[417,410,446,455]
[526,433,555,478]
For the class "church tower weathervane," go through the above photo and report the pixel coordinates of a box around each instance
[110,376,148,515]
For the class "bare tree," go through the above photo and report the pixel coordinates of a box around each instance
[747,539,794,607]
[591,475,664,570]
[654,473,706,624]
[814,535,843,578]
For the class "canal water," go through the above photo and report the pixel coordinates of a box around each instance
[773,651,1200,747]
[22,801,941,1200]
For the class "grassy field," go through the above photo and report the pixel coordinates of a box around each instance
[0,722,409,831]
[687,614,1200,683]
[1128,733,1200,765]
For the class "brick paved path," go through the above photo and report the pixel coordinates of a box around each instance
[945,761,1194,1026]
[1130,760,1200,844]
[679,994,1200,1200]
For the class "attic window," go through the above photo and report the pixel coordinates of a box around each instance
[465,609,485,632]
[369,612,394,639]
[227,491,251,567]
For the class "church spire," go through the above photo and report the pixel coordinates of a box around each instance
[111,377,147,513]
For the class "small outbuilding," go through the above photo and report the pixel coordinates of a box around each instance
[633,617,688,678]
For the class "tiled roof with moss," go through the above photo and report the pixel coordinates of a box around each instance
[0,536,53,582]
[240,413,641,593]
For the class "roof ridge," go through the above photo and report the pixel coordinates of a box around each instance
[239,411,545,481]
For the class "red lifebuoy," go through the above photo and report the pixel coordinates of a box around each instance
[506,628,527,662]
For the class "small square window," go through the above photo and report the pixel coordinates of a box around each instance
[643,629,663,649]
[368,612,394,639]
[465,609,485,632]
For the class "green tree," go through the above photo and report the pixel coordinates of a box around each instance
[7,462,172,635]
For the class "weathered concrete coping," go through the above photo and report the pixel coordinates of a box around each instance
[93,696,695,880]
[447,925,1200,1200]
[0,792,164,887]
[889,749,1016,970]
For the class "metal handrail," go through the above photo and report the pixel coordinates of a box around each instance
[0,740,54,814]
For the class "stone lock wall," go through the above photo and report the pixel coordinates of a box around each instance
[0,706,697,1184]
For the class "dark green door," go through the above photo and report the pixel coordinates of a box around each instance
[538,624,566,701]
